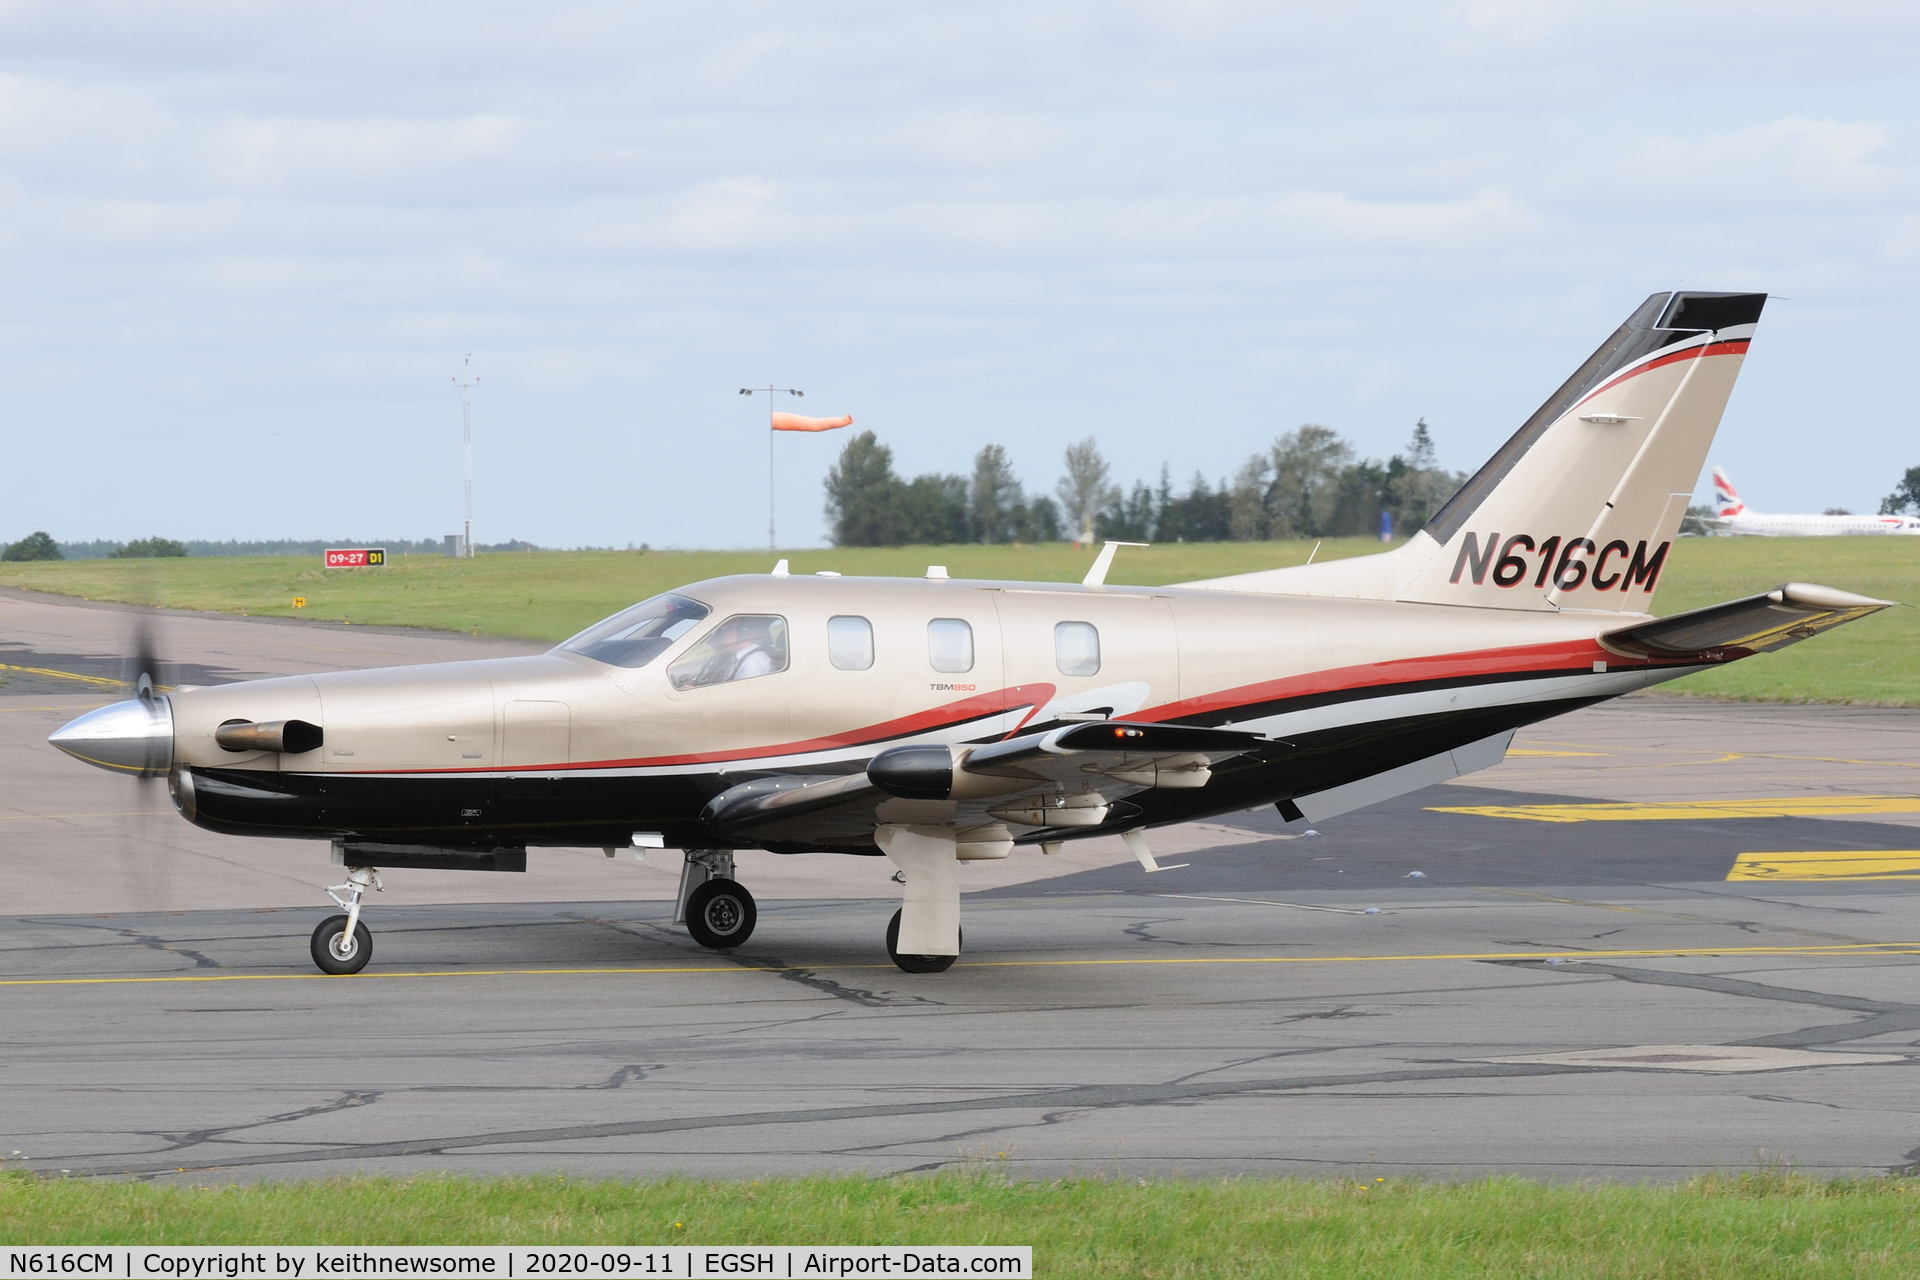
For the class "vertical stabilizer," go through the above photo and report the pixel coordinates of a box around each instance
[1181,291,1766,610]
[1712,466,1746,517]
[1394,291,1764,612]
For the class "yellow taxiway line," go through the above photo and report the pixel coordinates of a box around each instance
[0,662,126,690]
[1728,849,1920,881]
[1505,748,1608,758]
[5,941,1920,988]
[1430,796,1920,823]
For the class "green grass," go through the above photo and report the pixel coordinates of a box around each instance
[1650,537,1918,703]
[4,1171,1919,1277]
[0,537,1913,703]
[0,541,1381,640]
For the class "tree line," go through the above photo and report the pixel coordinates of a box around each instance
[823,421,1466,547]
[2,532,197,561]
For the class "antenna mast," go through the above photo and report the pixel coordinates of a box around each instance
[453,355,479,558]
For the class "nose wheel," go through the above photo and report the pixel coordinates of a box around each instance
[309,865,381,974]
[310,915,372,974]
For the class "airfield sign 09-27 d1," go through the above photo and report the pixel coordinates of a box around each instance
[324,548,386,568]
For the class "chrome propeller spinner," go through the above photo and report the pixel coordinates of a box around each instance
[48,691,174,777]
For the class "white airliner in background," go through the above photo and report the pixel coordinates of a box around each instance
[1707,467,1920,536]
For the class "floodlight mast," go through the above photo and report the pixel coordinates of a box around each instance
[453,356,479,558]
[740,385,804,551]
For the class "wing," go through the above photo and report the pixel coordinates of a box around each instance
[698,720,1270,851]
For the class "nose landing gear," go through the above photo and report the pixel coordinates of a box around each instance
[310,866,381,975]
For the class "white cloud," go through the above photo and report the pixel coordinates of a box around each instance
[1266,189,1537,250]
[1,2,1918,547]
[1623,118,1901,208]
[896,110,1070,171]
[198,114,527,191]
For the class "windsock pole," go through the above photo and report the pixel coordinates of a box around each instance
[739,385,805,551]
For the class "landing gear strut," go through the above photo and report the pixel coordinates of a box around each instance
[678,849,756,949]
[311,866,381,975]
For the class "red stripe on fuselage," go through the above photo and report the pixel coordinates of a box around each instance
[1127,637,1662,725]
[361,684,1059,775]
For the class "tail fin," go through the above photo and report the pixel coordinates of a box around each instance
[1183,290,1766,613]
[1712,466,1746,517]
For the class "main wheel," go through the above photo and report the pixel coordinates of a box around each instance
[685,878,757,949]
[310,914,372,975]
[886,908,960,974]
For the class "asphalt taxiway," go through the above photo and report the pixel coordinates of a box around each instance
[4,588,1919,1183]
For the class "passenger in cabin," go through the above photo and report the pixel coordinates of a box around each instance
[670,614,789,689]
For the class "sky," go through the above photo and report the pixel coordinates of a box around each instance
[5,0,1919,551]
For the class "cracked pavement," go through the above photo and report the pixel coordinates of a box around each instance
[6,881,1920,1184]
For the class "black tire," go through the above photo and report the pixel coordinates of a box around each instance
[310,914,372,975]
[685,878,757,949]
[886,908,960,974]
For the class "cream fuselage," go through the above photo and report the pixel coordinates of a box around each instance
[161,572,1691,852]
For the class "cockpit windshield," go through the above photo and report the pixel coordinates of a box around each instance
[556,593,711,669]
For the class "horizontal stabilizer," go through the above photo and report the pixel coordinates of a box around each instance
[1600,583,1893,660]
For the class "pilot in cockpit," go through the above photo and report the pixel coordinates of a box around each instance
[672,614,788,689]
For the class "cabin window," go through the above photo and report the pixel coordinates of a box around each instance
[1055,621,1100,676]
[927,618,974,674]
[557,593,710,669]
[828,615,874,671]
[667,614,790,689]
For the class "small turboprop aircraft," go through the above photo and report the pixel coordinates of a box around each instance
[50,290,1893,975]
[1706,466,1920,536]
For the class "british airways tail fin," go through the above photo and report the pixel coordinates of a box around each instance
[1712,466,1746,517]
[1183,290,1766,613]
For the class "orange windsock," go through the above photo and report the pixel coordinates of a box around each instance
[770,412,854,432]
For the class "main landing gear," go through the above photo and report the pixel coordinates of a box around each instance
[310,866,381,975]
[886,909,961,973]
[682,841,966,974]
[678,849,757,950]
[876,824,964,974]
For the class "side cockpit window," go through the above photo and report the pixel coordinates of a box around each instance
[669,614,790,690]
[557,593,710,669]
